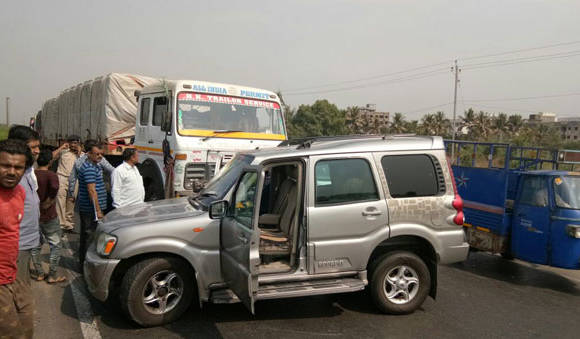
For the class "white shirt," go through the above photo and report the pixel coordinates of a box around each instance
[111,161,145,208]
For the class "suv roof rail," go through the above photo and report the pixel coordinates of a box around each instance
[279,134,424,149]
[279,135,382,149]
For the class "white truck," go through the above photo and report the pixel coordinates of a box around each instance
[37,73,287,199]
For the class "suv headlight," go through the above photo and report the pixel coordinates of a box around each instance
[566,225,580,239]
[96,232,117,256]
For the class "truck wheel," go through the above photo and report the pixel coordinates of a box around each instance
[370,251,430,314]
[139,160,164,201]
[120,257,196,327]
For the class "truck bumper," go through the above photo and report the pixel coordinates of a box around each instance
[83,247,120,302]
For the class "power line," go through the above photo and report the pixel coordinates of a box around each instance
[464,91,580,102]
[281,39,580,97]
[283,61,452,93]
[284,69,450,96]
[462,50,580,71]
[401,102,453,115]
[462,40,580,61]
[463,49,580,68]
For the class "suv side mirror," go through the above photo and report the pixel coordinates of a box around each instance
[209,200,228,219]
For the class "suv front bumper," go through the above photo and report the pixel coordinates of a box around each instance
[83,246,120,302]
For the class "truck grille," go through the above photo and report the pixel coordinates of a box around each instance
[184,163,216,190]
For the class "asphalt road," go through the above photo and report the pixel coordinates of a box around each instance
[31,233,580,339]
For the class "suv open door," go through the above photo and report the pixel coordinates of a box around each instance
[219,171,261,313]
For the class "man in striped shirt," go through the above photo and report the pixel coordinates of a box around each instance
[77,141,107,265]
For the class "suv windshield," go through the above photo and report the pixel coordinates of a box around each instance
[192,154,254,208]
[553,176,580,209]
[177,92,286,140]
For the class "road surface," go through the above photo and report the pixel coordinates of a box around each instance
[31,233,580,339]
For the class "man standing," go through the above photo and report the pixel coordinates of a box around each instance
[0,139,34,338]
[111,148,145,208]
[56,135,81,232]
[67,139,114,208]
[31,150,67,283]
[8,125,41,282]
[77,141,107,264]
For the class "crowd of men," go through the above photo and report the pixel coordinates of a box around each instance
[0,125,146,338]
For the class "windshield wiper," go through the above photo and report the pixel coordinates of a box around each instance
[202,130,243,141]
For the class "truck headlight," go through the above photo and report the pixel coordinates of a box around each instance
[566,225,580,239]
[96,232,117,256]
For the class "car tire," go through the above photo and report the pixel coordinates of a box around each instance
[119,257,195,327]
[370,251,430,314]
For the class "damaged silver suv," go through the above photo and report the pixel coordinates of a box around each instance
[84,135,469,327]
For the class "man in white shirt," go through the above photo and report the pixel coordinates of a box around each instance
[111,148,145,209]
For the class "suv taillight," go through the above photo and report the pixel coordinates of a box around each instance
[452,197,464,225]
[447,157,465,226]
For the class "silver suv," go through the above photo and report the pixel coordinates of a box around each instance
[84,135,469,327]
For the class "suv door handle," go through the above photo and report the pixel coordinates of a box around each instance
[362,210,383,217]
[238,235,249,244]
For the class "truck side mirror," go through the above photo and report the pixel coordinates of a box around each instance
[209,200,229,219]
[161,98,172,132]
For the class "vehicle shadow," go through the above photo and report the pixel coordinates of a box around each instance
[95,293,348,338]
[450,252,580,296]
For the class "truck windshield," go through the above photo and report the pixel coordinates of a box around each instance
[192,154,255,208]
[177,92,286,141]
[553,176,580,209]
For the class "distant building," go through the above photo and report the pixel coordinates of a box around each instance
[528,112,557,123]
[359,104,389,130]
[557,117,580,142]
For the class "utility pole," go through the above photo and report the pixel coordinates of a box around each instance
[5,97,9,126]
[451,60,460,160]
[452,60,459,141]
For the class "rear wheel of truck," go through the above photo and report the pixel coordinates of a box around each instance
[119,257,196,327]
[370,251,430,314]
[139,159,164,201]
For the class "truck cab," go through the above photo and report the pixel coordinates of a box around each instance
[134,80,287,200]
[510,171,580,268]
[446,140,580,269]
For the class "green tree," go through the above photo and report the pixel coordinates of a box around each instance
[389,113,407,134]
[433,111,451,137]
[345,106,364,134]
[471,111,492,141]
[460,108,476,139]
[277,91,299,138]
[419,111,450,137]
[492,113,508,142]
[405,120,419,134]
[507,114,524,136]
[291,100,347,137]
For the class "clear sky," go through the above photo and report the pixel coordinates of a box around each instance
[1,0,579,126]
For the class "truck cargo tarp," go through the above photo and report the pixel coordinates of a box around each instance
[40,73,162,142]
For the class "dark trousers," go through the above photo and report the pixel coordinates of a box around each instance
[16,250,31,282]
[79,211,98,265]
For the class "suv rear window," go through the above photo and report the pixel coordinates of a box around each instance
[315,158,378,206]
[381,155,440,198]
